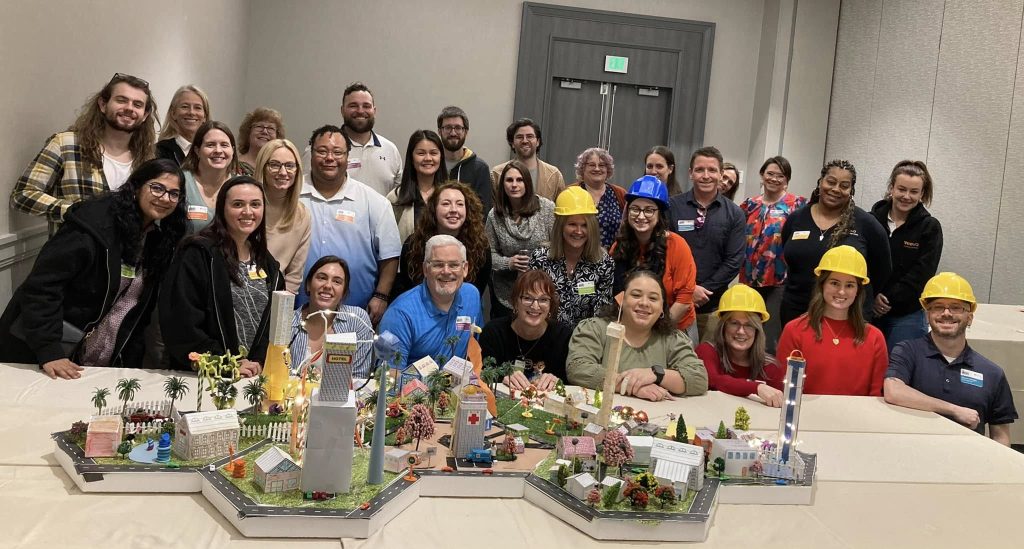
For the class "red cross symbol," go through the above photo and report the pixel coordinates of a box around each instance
[467,413,480,425]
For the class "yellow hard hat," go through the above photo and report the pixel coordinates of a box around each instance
[919,272,977,312]
[813,245,869,284]
[554,186,598,216]
[716,284,769,321]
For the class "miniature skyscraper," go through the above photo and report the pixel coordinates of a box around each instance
[264,291,294,409]
[597,321,625,427]
[776,351,807,463]
[450,384,488,459]
[301,332,357,494]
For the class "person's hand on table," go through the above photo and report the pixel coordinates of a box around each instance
[950,405,980,430]
[533,373,558,392]
[503,371,531,392]
[873,293,891,317]
[634,384,675,402]
[239,359,262,378]
[756,383,783,407]
[42,358,83,380]
[615,367,657,396]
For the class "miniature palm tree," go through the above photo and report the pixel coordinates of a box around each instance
[116,378,141,417]
[403,403,435,451]
[91,387,110,415]
[163,376,189,418]
[212,378,238,410]
[242,375,267,412]
[480,356,500,392]
[734,406,751,431]
[425,370,449,410]
[675,414,688,443]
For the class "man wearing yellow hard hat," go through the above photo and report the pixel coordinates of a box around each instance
[884,272,1017,445]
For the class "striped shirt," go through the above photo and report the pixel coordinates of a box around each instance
[289,305,374,378]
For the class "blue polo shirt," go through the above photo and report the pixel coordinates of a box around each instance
[378,281,482,371]
[667,190,745,313]
[887,336,1018,433]
[299,177,402,309]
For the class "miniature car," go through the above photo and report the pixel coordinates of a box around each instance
[441,466,454,472]
[466,448,493,465]
[359,502,371,510]
[481,468,494,475]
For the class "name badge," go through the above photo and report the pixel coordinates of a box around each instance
[347,158,362,170]
[120,264,136,279]
[677,220,695,232]
[792,230,810,240]
[903,240,920,249]
[576,280,596,295]
[335,209,356,223]
[187,204,209,221]
[247,264,267,280]
[455,315,472,331]
[960,368,983,387]
[513,359,527,372]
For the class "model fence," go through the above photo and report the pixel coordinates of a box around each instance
[240,423,305,443]
[98,400,173,417]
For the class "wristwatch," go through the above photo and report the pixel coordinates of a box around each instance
[651,364,665,386]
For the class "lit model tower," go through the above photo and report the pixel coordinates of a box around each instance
[264,291,294,411]
[301,332,357,494]
[775,351,807,464]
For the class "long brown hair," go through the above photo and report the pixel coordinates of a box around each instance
[406,181,488,282]
[69,74,158,170]
[810,159,858,249]
[601,269,675,335]
[713,311,778,379]
[494,160,540,217]
[181,121,240,176]
[193,176,270,286]
[806,270,867,344]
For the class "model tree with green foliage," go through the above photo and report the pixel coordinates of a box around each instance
[557,464,570,487]
[674,414,688,443]
[734,406,750,431]
[712,457,726,477]
[655,485,677,508]
[601,480,621,507]
[592,389,602,409]
[116,378,141,417]
[212,378,238,410]
[91,387,110,415]
[480,356,501,393]
[163,376,189,417]
[242,375,266,413]
[554,379,566,397]
[425,370,449,411]
[69,421,89,444]
[715,420,728,439]
[116,440,132,459]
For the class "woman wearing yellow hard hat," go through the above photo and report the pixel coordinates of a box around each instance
[528,186,613,329]
[776,245,888,396]
[696,284,785,406]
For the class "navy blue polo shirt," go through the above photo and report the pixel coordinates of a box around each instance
[667,190,745,313]
[886,336,1018,433]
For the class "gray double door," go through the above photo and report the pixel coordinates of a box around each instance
[545,79,672,188]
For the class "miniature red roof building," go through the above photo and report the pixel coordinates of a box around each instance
[85,415,123,458]
[556,436,597,460]
[401,379,428,400]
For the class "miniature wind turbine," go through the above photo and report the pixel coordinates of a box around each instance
[368,331,400,485]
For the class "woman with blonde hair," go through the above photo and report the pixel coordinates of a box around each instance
[254,139,311,293]
[156,85,210,166]
[237,107,285,176]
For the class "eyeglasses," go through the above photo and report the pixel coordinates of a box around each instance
[266,161,297,173]
[628,206,658,218]
[314,148,348,159]
[695,206,707,230]
[253,124,278,135]
[763,171,785,180]
[147,182,181,202]
[440,125,466,134]
[927,303,970,315]
[725,319,756,332]
[519,295,552,307]
[110,72,149,90]
[584,162,607,170]
[426,260,465,271]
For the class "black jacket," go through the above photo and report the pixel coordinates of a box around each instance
[447,148,492,212]
[155,138,186,167]
[870,199,943,317]
[0,195,165,367]
[160,237,283,370]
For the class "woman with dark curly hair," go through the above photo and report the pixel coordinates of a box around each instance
[391,180,490,300]
[566,269,707,401]
[0,158,189,378]
[780,159,890,328]
[610,175,698,339]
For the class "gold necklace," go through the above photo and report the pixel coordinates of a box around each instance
[823,318,841,346]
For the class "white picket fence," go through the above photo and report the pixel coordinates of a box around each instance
[240,422,306,443]
[123,420,167,435]
[99,399,172,417]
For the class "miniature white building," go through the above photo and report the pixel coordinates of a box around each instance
[710,439,758,477]
[302,386,356,494]
[653,459,693,499]
[172,409,239,460]
[384,448,412,473]
[322,332,356,402]
[254,446,301,493]
[582,423,605,444]
[566,472,598,501]
[451,385,488,458]
[626,435,654,465]
[442,357,473,390]
[600,475,625,502]
[85,415,123,458]
[650,439,705,492]
[400,356,438,391]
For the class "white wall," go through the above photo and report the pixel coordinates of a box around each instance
[826,0,1024,304]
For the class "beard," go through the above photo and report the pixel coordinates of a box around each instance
[443,135,466,153]
[515,142,535,159]
[105,109,141,133]
[343,114,375,134]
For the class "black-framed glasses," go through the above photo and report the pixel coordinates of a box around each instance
[266,161,297,173]
[147,182,181,202]
[926,303,969,315]
[440,125,466,134]
[110,72,149,90]
[519,295,552,307]
[628,206,658,218]
[695,206,707,230]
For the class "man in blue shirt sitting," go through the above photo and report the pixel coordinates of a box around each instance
[379,235,482,371]
[884,272,1017,445]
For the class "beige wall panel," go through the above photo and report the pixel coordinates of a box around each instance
[991,16,1024,305]
[926,0,1022,302]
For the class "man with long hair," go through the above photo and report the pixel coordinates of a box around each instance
[489,118,566,202]
[11,73,158,233]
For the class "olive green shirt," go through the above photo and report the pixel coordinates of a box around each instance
[566,317,708,396]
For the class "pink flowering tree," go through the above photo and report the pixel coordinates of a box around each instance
[404,404,436,451]
[602,429,635,477]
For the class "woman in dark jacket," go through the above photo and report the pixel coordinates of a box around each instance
[870,160,943,350]
[0,158,188,378]
[160,175,283,376]
[156,85,210,166]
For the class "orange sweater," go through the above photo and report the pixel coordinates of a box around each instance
[612,231,696,329]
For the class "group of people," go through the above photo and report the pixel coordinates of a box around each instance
[1,73,1015,446]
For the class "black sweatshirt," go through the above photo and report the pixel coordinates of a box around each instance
[870,199,943,317]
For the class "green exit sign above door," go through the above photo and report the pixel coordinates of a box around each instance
[604,55,628,74]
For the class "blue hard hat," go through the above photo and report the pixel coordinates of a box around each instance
[626,175,669,210]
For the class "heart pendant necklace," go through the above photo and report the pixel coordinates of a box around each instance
[824,319,841,346]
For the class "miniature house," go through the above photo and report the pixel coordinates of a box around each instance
[566,472,598,501]
[600,475,626,502]
[172,409,239,460]
[254,446,301,493]
[693,428,716,459]
[653,459,693,499]
[400,378,428,401]
[507,424,529,454]
[650,439,705,492]
[626,435,654,465]
[557,436,597,473]
[85,415,124,458]
[711,439,758,477]
[582,423,605,444]
[400,356,439,391]
[384,448,412,473]
[631,423,660,437]
[442,357,473,390]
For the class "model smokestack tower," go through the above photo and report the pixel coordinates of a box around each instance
[776,351,807,463]
[301,332,357,494]
[264,291,294,409]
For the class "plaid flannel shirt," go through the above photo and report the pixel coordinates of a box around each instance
[10,131,108,232]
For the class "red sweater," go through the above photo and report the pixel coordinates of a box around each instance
[776,315,888,396]
[696,342,785,397]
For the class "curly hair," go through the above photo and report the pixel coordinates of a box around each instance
[601,269,675,335]
[611,197,669,277]
[70,73,158,171]
[810,159,858,249]
[238,107,285,155]
[405,181,488,283]
[575,148,614,183]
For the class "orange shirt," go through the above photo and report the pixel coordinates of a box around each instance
[612,231,696,329]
